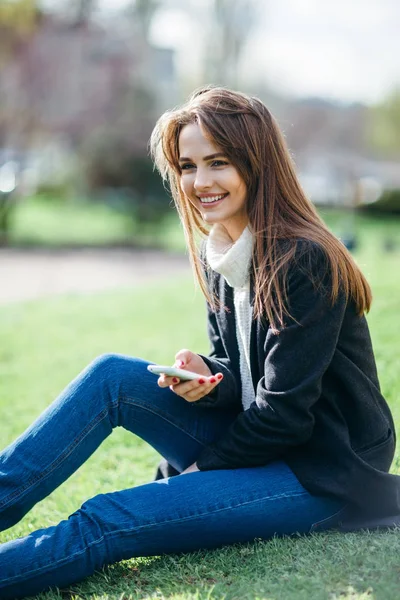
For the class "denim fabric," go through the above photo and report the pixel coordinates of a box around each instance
[0,354,344,599]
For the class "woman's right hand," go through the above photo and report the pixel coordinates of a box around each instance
[157,349,224,403]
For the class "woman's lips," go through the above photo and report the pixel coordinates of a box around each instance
[198,193,229,207]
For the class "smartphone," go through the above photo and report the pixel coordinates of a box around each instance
[147,364,200,381]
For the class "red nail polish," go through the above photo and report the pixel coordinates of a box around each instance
[178,360,185,367]
[210,377,216,383]
[198,378,205,384]
[173,378,179,383]
[217,374,223,380]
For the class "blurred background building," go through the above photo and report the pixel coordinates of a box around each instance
[1,0,399,248]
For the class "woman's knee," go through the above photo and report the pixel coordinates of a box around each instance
[90,352,129,371]
[88,353,146,381]
[86,353,150,402]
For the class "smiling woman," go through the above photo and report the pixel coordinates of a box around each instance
[1,86,400,599]
[178,123,248,240]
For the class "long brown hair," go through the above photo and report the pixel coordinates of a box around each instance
[150,85,371,330]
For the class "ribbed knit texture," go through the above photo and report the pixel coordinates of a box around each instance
[206,224,256,410]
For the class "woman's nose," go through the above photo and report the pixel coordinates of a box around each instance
[194,168,213,191]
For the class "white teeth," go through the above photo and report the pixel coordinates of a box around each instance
[200,194,226,203]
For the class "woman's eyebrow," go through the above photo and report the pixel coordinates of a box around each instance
[178,152,226,163]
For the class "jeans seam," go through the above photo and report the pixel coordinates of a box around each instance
[0,489,308,585]
[0,406,112,510]
[119,396,210,446]
[111,489,310,534]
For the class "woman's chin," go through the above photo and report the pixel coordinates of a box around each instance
[201,212,223,225]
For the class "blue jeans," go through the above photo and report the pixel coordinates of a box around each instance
[0,354,344,599]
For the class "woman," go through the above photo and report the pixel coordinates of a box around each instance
[0,86,399,598]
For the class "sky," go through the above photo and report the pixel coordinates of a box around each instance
[147,0,400,104]
[42,0,400,104]
[253,0,400,103]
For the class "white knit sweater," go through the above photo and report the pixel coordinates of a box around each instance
[206,224,256,410]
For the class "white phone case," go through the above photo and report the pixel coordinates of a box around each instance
[147,365,200,381]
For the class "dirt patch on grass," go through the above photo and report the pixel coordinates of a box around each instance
[0,248,190,304]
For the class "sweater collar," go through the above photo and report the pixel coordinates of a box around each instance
[206,224,253,288]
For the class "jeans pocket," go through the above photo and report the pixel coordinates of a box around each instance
[309,504,349,533]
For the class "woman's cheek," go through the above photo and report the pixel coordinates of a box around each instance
[180,176,191,197]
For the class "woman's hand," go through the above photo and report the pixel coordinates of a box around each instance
[157,349,223,402]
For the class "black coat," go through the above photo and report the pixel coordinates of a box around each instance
[193,242,400,523]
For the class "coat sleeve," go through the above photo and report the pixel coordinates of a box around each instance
[196,244,348,470]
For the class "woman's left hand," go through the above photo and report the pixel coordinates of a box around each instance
[181,462,200,475]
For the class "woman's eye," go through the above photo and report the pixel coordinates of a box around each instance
[180,163,195,171]
[211,160,228,167]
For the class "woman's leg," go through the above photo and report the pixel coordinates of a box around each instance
[0,461,345,599]
[0,353,236,531]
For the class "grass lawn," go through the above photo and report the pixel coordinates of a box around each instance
[9,196,184,250]
[9,195,400,256]
[1,220,400,598]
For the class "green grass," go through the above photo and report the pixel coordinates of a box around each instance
[1,219,400,598]
[10,196,400,255]
[9,195,185,250]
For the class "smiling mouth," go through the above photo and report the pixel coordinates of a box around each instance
[198,193,229,206]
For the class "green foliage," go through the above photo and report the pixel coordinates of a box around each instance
[34,181,74,201]
[10,195,181,248]
[0,0,41,65]
[361,188,400,214]
[367,88,400,157]
[80,83,169,224]
[83,130,169,224]
[0,191,15,245]
[11,196,400,253]
[10,195,134,246]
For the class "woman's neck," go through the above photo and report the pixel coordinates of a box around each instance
[219,218,249,242]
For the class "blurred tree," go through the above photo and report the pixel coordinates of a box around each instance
[361,188,400,215]
[0,161,17,246]
[368,89,400,158]
[36,0,97,25]
[0,0,42,147]
[83,117,168,225]
[82,0,169,225]
[0,0,39,65]
[130,0,161,40]
[0,0,41,245]
[73,0,96,25]
[203,0,259,87]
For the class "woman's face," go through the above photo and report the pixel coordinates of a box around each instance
[178,122,248,241]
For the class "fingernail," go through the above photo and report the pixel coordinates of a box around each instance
[210,377,216,383]
[198,378,205,384]
[217,374,223,380]
[179,361,185,367]
[173,378,179,383]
